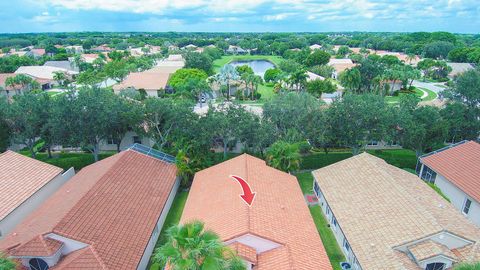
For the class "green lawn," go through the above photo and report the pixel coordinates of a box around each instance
[20,151,115,171]
[149,190,189,270]
[257,83,275,100]
[296,172,345,270]
[213,55,283,73]
[385,88,423,103]
[416,87,438,102]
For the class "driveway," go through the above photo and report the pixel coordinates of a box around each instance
[412,80,447,94]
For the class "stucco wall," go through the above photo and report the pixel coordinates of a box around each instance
[99,131,155,151]
[0,168,75,238]
[434,173,480,227]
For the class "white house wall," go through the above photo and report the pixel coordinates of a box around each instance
[0,168,75,238]
[99,131,155,152]
[137,177,180,270]
[434,172,480,227]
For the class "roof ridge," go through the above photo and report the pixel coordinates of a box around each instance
[245,154,251,232]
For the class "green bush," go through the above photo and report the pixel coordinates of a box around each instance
[21,152,115,171]
[149,263,160,270]
[368,149,417,170]
[300,152,353,170]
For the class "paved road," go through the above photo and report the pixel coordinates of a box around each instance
[412,80,446,94]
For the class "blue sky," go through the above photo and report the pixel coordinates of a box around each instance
[2,0,479,33]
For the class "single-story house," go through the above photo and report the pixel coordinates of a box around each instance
[328,58,356,79]
[64,45,84,54]
[226,45,247,54]
[26,49,46,58]
[91,44,112,52]
[309,44,322,50]
[447,62,475,78]
[312,153,480,270]
[167,45,179,51]
[306,71,326,82]
[0,145,179,270]
[99,130,155,152]
[182,44,197,50]
[0,151,74,238]
[374,50,420,65]
[0,72,52,98]
[113,70,171,97]
[43,60,79,73]
[80,53,101,64]
[180,154,332,270]
[15,66,78,90]
[417,140,480,227]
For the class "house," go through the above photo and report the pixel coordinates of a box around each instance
[312,153,480,270]
[417,140,480,227]
[91,44,112,52]
[447,62,475,78]
[27,49,46,58]
[182,44,197,50]
[309,44,322,50]
[113,69,171,97]
[43,60,79,73]
[180,154,332,270]
[167,45,179,51]
[227,45,247,54]
[0,151,74,239]
[328,58,356,79]
[64,45,84,54]
[0,145,179,270]
[99,131,155,152]
[15,66,78,89]
[306,71,326,82]
[80,53,100,64]
[0,73,21,99]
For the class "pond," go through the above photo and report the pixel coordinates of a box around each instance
[229,60,275,77]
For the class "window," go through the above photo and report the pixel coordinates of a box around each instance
[29,258,49,270]
[367,140,378,146]
[420,165,437,183]
[107,136,117,145]
[463,198,472,215]
[133,136,141,144]
[331,216,338,230]
[425,262,445,270]
[343,238,351,253]
[314,181,321,199]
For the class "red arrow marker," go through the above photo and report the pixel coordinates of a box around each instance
[230,175,256,207]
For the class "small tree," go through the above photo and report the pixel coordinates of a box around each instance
[266,140,301,172]
[305,50,330,67]
[453,262,480,270]
[154,221,246,270]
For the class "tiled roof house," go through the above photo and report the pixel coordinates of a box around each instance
[0,147,179,270]
[0,151,74,239]
[180,154,332,270]
[312,153,480,270]
[418,140,480,227]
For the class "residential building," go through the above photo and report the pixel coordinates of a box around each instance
[0,72,54,98]
[182,44,197,50]
[112,69,171,97]
[27,49,46,58]
[180,154,332,270]
[328,58,356,79]
[99,131,155,151]
[43,60,79,73]
[312,153,480,270]
[15,66,78,89]
[0,151,74,239]
[91,44,112,52]
[417,140,480,227]
[226,45,247,54]
[309,44,322,50]
[447,62,475,78]
[64,45,84,54]
[80,53,100,63]
[0,145,179,270]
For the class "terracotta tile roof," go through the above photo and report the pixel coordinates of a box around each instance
[180,154,332,270]
[328,58,356,74]
[0,151,63,221]
[1,149,177,270]
[312,153,480,269]
[112,72,170,91]
[10,235,63,257]
[421,141,480,202]
[51,247,106,269]
[408,240,457,262]
[228,242,257,264]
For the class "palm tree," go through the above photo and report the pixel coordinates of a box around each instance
[0,253,16,270]
[175,150,196,187]
[217,65,239,100]
[406,53,416,65]
[53,71,67,87]
[154,221,246,270]
[288,70,307,92]
[249,75,262,100]
[266,141,301,173]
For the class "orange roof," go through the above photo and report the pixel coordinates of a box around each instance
[1,149,177,270]
[113,72,170,91]
[422,141,480,202]
[0,151,63,221]
[0,73,16,89]
[10,235,63,257]
[180,154,332,270]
